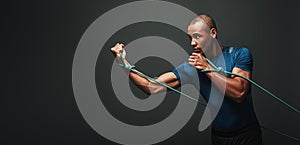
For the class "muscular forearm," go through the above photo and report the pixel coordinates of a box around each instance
[118,59,166,94]
[188,52,250,103]
[111,43,178,95]
[204,66,249,103]
[129,70,160,94]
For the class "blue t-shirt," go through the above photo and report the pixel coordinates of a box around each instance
[172,46,258,132]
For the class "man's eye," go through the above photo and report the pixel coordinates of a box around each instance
[192,33,201,39]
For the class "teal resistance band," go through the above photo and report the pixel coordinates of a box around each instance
[204,58,300,115]
[118,51,206,106]
[118,51,300,141]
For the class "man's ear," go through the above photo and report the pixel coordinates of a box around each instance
[210,28,217,38]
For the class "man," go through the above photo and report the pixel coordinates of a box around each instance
[111,14,262,145]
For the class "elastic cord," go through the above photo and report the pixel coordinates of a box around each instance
[117,52,300,141]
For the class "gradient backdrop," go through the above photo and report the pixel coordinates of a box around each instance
[2,0,300,145]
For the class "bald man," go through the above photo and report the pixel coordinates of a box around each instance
[111,14,262,145]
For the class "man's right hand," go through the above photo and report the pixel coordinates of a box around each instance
[110,43,126,59]
[110,43,179,94]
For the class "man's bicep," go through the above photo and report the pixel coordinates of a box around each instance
[232,67,251,87]
[156,72,180,89]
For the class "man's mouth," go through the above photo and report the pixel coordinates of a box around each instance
[193,49,202,53]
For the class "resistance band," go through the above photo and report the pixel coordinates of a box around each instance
[117,51,300,141]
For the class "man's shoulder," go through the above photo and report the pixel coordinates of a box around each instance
[223,46,253,60]
[223,46,251,54]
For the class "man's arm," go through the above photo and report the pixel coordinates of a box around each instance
[189,52,250,103]
[111,43,179,94]
[129,71,179,94]
[205,67,250,103]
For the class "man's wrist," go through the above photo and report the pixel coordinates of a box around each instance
[205,64,214,71]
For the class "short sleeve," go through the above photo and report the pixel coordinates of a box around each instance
[172,62,199,86]
[234,48,253,72]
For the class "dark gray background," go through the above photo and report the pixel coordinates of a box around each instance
[2,0,300,145]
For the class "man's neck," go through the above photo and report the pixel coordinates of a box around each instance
[206,41,223,59]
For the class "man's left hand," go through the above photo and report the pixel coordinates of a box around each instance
[188,52,212,70]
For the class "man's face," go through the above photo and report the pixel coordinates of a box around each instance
[187,20,214,55]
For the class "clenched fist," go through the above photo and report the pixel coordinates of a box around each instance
[188,52,211,70]
[110,43,126,59]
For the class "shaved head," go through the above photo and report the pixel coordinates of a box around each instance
[190,14,217,30]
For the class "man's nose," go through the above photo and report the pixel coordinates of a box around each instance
[190,40,197,47]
